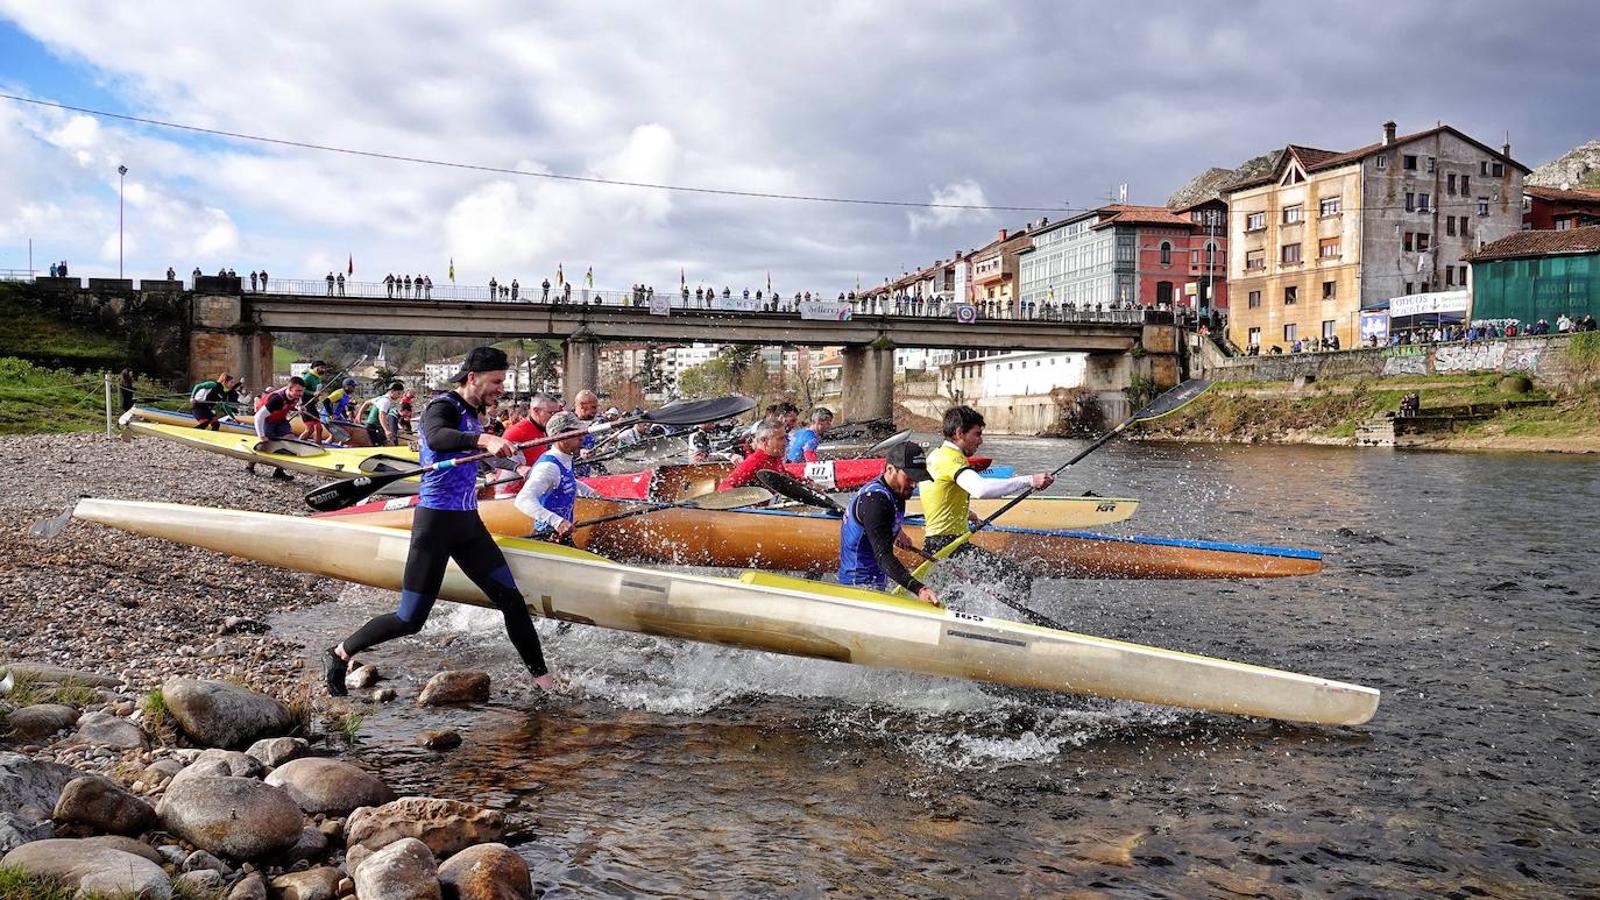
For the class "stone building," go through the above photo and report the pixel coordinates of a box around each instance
[1225,121,1527,352]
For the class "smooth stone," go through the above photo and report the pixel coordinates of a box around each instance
[0,662,120,687]
[6,703,80,743]
[354,837,440,900]
[372,687,397,702]
[270,865,341,900]
[345,664,380,690]
[419,729,463,751]
[72,710,147,749]
[80,834,164,864]
[437,842,533,900]
[265,757,395,816]
[139,758,184,786]
[219,615,268,635]
[175,868,228,896]
[347,797,506,860]
[156,775,303,860]
[245,736,308,769]
[228,871,268,900]
[172,748,265,784]
[0,838,171,899]
[281,824,329,864]
[416,671,491,706]
[0,750,80,852]
[53,773,157,835]
[160,678,295,749]
[182,848,233,876]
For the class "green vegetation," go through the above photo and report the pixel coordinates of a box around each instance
[0,867,80,900]
[0,357,118,435]
[272,344,301,374]
[0,286,126,365]
[138,688,170,730]
[335,709,365,744]
[3,671,99,707]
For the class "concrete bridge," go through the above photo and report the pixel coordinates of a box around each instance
[23,276,1183,421]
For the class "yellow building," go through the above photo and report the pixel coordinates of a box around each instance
[1226,122,1526,351]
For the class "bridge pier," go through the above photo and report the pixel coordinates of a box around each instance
[561,332,599,398]
[840,342,895,423]
[188,294,274,391]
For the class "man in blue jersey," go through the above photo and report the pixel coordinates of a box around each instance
[323,346,554,696]
[512,411,598,542]
[838,442,941,607]
[785,406,834,463]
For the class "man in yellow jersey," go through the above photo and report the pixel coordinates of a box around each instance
[920,405,1054,595]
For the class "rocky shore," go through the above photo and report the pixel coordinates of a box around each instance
[0,433,533,899]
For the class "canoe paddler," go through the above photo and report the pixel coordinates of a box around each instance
[785,406,834,463]
[511,411,598,542]
[298,361,332,443]
[504,392,562,466]
[921,405,1054,591]
[189,373,237,431]
[356,381,405,446]
[250,377,306,481]
[717,419,789,490]
[321,377,359,424]
[570,389,601,476]
[839,442,941,607]
[324,346,554,696]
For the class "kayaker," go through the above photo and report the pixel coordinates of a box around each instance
[785,407,834,463]
[321,377,359,424]
[504,392,562,466]
[299,361,332,443]
[570,389,601,476]
[614,419,663,450]
[512,411,598,542]
[190,373,236,431]
[921,405,1054,591]
[356,381,405,446]
[717,420,789,490]
[688,420,720,462]
[250,377,306,481]
[838,442,940,607]
[324,346,554,696]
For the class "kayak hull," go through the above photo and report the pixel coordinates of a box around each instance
[324,497,1320,579]
[125,421,419,480]
[70,498,1378,725]
[128,405,375,447]
[582,457,1013,502]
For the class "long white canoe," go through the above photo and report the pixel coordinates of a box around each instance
[71,499,1380,725]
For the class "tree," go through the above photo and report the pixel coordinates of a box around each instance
[719,344,761,386]
[676,358,732,398]
[640,345,667,396]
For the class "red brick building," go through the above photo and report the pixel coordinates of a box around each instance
[1524,185,1600,231]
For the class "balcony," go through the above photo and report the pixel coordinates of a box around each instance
[972,258,1007,284]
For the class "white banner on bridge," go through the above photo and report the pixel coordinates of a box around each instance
[799,300,853,321]
[711,297,762,313]
[648,294,672,316]
[1389,290,1468,318]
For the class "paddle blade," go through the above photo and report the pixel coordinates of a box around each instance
[28,503,77,539]
[686,486,772,510]
[304,470,413,512]
[1130,379,1212,422]
[862,429,912,457]
[756,470,844,515]
[644,395,756,427]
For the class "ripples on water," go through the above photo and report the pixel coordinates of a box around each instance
[280,440,1600,896]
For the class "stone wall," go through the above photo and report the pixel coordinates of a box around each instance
[900,393,1063,436]
[1199,333,1581,383]
[8,280,190,378]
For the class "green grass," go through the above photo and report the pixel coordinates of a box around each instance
[1,672,99,708]
[335,710,365,744]
[0,289,126,364]
[0,357,119,435]
[0,867,79,900]
[272,344,301,375]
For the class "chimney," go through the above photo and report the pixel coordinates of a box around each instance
[1382,121,1397,146]
[998,228,1008,242]
[1502,141,1511,159]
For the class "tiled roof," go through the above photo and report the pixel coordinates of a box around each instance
[1467,226,1600,261]
[1524,184,1600,204]
[1093,204,1194,228]
[1226,125,1531,194]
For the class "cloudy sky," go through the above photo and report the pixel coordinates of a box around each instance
[1,0,1597,293]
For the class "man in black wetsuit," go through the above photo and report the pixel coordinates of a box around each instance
[322,346,555,696]
[837,442,941,607]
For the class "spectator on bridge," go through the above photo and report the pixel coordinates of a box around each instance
[511,279,520,301]
[326,272,335,295]
[722,287,731,300]
[489,277,498,300]
[250,271,259,291]
[260,270,269,291]
[166,267,176,281]
[743,288,751,301]
[694,286,704,305]
[562,281,572,304]
[336,272,346,296]
[192,267,202,282]
[542,278,550,302]
[385,274,395,298]
[401,275,410,297]
[423,275,433,299]
[49,262,58,277]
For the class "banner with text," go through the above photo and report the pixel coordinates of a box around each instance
[712,297,762,313]
[649,294,673,316]
[799,300,853,321]
[1360,311,1391,343]
[1389,290,1468,318]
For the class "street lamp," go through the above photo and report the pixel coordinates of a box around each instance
[117,165,128,279]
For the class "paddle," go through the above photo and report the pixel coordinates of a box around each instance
[856,429,912,458]
[304,395,755,512]
[29,501,78,539]
[569,486,772,530]
[757,470,843,515]
[902,379,1213,589]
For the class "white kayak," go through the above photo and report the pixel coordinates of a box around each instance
[70,499,1380,726]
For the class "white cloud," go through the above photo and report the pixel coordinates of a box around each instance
[908,180,995,237]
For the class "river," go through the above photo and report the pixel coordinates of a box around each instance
[277,439,1600,897]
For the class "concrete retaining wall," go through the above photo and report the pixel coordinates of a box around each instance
[1199,333,1582,383]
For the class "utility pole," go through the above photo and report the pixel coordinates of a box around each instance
[117,165,128,279]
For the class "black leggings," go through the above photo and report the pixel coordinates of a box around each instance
[340,507,548,677]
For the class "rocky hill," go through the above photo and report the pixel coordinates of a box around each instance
[1167,150,1282,208]
[1527,139,1600,189]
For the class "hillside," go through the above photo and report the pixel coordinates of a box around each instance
[1527,138,1600,189]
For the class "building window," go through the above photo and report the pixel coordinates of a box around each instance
[1460,215,1471,235]
[1246,211,1266,231]
[1156,281,1173,304]
[1190,249,1200,267]
[1403,232,1414,252]
[1248,290,1262,309]
[1319,238,1341,258]
[1447,217,1457,237]
[1284,323,1298,342]
[1322,281,1337,299]
[1492,162,1505,177]
[1405,281,1414,294]
[1283,204,1304,224]
[1281,243,1302,264]
[1206,241,1218,266]
[1462,175,1471,194]
[1427,157,1436,173]
[1447,173,1457,195]
[1418,192,1431,212]
[1405,192,1416,212]
[1159,241,1172,265]
[1284,286,1299,305]
[1246,249,1266,271]
[1319,197,1342,217]
[1460,265,1469,283]
[1403,154,1418,170]
[1557,219,1573,231]
[1417,233,1431,252]
[1323,320,1337,339]
[1248,327,1261,346]
[1477,198,1490,216]
[1376,154,1388,170]
[1445,267,1455,287]
[1480,161,1489,175]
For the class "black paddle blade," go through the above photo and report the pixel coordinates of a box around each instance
[863,429,913,457]
[644,395,755,427]
[756,470,844,515]
[28,503,77,539]
[304,470,408,512]
[1130,379,1212,422]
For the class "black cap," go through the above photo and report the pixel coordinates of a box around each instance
[451,346,509,382]
[885,441,931,481]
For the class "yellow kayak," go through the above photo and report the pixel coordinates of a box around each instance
[123,421,419,480]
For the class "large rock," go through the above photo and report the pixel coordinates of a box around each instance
[270,865,341,900]
[245,736,308,769]
[228,872,268,900]
[417,671,491,706]
[53,774,157,835]
[0,837,171,899]
[347,797,506,860]
[265,757,394,816]
[156,775,303,860]
[0,751,80,852]
[0,662,120,687]
[160,678,295,748]
[72,710,147,749]
[172,748,265,784]
[437,842,533,900]
[6,703,80,742]
[281,824,329,864]
[354,837,440,900]
[80,834,164,864]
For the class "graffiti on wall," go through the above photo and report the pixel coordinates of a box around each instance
[1381,354,1428,376]
[1434,343,1506,373]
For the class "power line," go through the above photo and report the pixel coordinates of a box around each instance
[1,92,1079,213]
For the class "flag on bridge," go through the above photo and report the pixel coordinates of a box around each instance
[448,258,455,283]
[585,266,593,288]
[557,263,564,285]
[766,272,772,294]
[347,254,353,276]
[680,267,685,290]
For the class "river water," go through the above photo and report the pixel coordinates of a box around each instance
[278,440,1600,897]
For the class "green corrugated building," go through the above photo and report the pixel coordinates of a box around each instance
[1468,226,1600,323]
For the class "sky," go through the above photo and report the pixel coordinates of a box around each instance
[1,0,1597,293]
